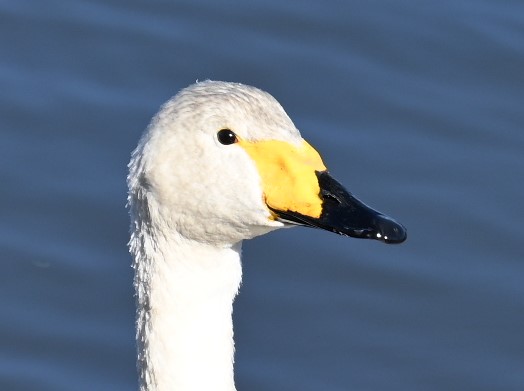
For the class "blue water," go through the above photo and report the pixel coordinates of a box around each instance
[1,1,523,390]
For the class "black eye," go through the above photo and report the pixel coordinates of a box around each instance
[217,129,238,145]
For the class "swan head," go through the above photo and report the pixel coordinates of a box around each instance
[128,81,406,247]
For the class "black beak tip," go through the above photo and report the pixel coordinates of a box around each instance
[374,215,407,244]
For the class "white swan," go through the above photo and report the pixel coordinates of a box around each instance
[127,80,406,391]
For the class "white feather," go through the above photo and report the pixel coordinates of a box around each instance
[128,81,304,391]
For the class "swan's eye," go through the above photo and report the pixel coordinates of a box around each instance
[217,129,238,145]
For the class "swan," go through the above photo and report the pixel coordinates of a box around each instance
[127,80,406,391]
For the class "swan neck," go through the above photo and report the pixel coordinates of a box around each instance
[132,229,242,391]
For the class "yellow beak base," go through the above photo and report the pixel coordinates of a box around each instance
[239,139,327,219]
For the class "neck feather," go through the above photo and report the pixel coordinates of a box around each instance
[130,223,242,391]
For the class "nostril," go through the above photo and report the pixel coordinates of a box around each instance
[320,189,342,204]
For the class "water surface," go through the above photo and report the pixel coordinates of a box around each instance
[1,1,523,390]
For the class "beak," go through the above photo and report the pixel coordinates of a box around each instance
[270,171,407,244]
[238,137,406,244]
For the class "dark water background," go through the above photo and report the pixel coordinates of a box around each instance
[1,1,523,390]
